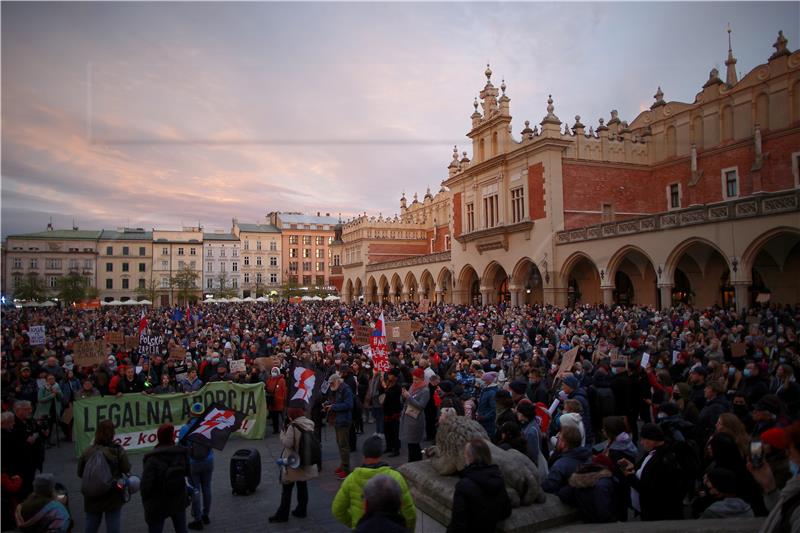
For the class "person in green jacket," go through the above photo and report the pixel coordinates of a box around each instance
[332,435,416,530]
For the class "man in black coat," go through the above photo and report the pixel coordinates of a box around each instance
[697,381,730,442]
[610,360,638,440]
[141,423,191,532]
[619,423,686,521]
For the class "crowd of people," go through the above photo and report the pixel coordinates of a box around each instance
[1,300,800,532]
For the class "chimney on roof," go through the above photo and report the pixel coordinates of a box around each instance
[47,216,53,231]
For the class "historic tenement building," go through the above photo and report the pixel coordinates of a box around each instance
[337,30,800,310]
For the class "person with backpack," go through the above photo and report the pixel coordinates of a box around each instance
[177,404,213,531]
[268,400,319,523]
[141,423,190,533]
[77,419,131,533]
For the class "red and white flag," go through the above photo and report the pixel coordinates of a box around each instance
[137,309,148,336]
[291,366,316,403]
[370,311,390,372]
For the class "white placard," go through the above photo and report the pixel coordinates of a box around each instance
[229,359,246,374]
[28,326,46,346]
[641,352,650,368]
[548,398,560,415]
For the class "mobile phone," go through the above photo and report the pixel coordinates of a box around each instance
[750,441,763,468]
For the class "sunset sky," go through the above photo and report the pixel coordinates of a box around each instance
[2,2,797,237]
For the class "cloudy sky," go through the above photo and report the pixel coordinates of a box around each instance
[2,2,797,237]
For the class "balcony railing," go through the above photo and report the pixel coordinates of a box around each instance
[365,251,451,272]
[556,189,800,244]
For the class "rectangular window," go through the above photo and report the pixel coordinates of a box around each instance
[303,249,310,258]
[232,278,238,288]
[315,236,324,246]
[84,259,92,269]
[315,249,324,259]
[12,258,22,269]
[244,273,250,284]
[289,235,298,245]
[445,235,451,250]
[270,241,277,251]
[220,248,226,257]
[207,278,213,289]
[220,262,225,272]
[290,248,298,258]
[270,256,277,267]
[316,262,325,272]
[160,277,169,288]
[669,183,681,209]
[466,202,475,232]
[122,246,129,256]
[106,279,113,289]
[256,257,262,266]
[303,261,311,271]
[122,279,129,289]
[256,273,262,284]
[232,262,238,272]
[122,263,129,272]
[511,187,525,223]
[30,259,38,269]
[289,262,298,272]
[303,275,312,285]
[190,247,196,255]
[161,247,168,256]
[139,263,146,272]
[483,193,499,228]
[207,262,213,273]
[161,260,168,270]
[46,259,62,269]
[333,254,340,267]
[256,241,262,250]
[178,260,185,269]
[244,256,250,266]
[270,273,277,284]
[303,236,312,245]
[49,276,58,288]
[138,278,145,289]
[106,263,113,272]
[232,248,238,257]
[601,203,614,223]
[723,168,739,199]
[177,247,184,256]
[316,275,325,285]
[243,240,249,250]
[106,246,113,255]
[68,259,78,270]
[139,247,146,256]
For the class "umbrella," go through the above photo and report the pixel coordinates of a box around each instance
[138,299,153,306]
[300,295,313,301]
[40,300,57,307]
[324,295,341,301]
[121,300,138,306]
[216,298,229,303]
[242,296,255,302]
[23,301,43,307]
[203,298,217,303]
[310,296,323,301]
[107,300,123,306]
[229,297,241,302]
[256,296,269,302]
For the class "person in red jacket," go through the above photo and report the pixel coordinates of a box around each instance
[266,368,287,435]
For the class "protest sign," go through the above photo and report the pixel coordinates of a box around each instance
[73,340,106,367]
[28,326,46,346]
[419,298,430,313]
[229,359,246,374]
[369,334,391,372]
[731,342,747,358]
[104,331,124,346]
[125,335,140,351]
[353,325,372,346]
[640,352,651,368]
[556,347,579,378]
[173,362,188,383]
[168,345,187,361]
[386,321,416,343]
[138,334,164,359]
[253,357,276,372]
[73,381,267,457]
[492,335,505,351]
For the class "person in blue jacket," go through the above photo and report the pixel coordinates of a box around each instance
[325,373,354,479]
[178,403,214,530]
[476,372,499,437]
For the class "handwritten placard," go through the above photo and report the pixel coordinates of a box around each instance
[418,298,430,313]
[72,340,106,367]
[492,335,505,351]
[28,326,46,346]
[168,345,187,361]
[229,359,246,374]
[556,347,579,378]
[124,335,140,351]
[138,334,164,358]
[353,325,372,346]
[253,357,276,372]
[104,331,124,346]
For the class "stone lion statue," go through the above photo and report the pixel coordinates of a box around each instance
[424,412,544,507]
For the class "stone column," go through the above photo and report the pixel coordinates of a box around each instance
[378,293,384,305]
[401,290,410,302]
[435,290,444,304]
[658,284,673,311]
[602,287,614,307]
[451,289,466,305]
[480,288,492,306]
[734,282,751,312]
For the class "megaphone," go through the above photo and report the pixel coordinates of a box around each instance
[275,452,301,469]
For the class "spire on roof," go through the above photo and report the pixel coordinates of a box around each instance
[540,94,561,125]
[651,86,666,109]
[725,23,738,86]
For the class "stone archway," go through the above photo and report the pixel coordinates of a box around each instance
[378,275,390,303]
[390,273,403,303]
[354,277,363,302]
[419,270,435,300]
[481,262,510,305]
[457,265,480,306]
[366,276,378,303]
[561,252,602,306]
[665,238,732,308]
[511,257,544,306]
[606,245,659,307]
[436,267,453,304]
[343,278,354,304]
[404,272,419,302]
[742,228,800,307]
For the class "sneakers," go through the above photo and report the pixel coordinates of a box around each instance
[188,521,203,530]
[268,515,288,523]
[202,516,210,525]
[334,466,344,476]
[291,509,307,518]
[335,468,349,480]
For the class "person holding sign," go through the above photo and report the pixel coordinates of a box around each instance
[399,368,429,463]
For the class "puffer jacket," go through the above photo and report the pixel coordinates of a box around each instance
[141,444,190,524]
[77,444,131,514]
[331,385,354,427]
[476,385,498,436]
[559,464,615,523]
[701,497,754,519]
[15,495,70,533]
[280,416,319,483]
[542,446,592,495]
[331,462,416,529]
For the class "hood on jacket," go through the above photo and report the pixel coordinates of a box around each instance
[291,416,315,432]
[560,446,592,463]
[609,432,638,456]
[568,465,612,489]
[704,497,754,517]
[461,462,506,493]
[560,412,583,428]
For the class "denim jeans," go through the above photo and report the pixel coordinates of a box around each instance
[147,511,187,533]
[85,508,121,533]
[371,407,384,435]
[189,459,213,521]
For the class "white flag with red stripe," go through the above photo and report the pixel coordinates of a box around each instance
[137,309,148,336]
[291,366,316,403]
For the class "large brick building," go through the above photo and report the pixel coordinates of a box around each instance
[337,30,800,310]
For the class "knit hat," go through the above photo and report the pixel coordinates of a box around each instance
[33,474,55,497]
[760,427,788,450]
[516,401,536,422]
[157,423,175,445]
[412,367,425,379]
[640,423,665,441]
[562,375,579,390]
[190,402,205,417]
[481,371,498,384]
[508,380,527,395]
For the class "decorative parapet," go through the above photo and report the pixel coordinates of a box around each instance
[365,251,451,273]
[556,190,800,244]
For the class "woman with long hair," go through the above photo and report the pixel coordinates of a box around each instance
[715,412,750,460]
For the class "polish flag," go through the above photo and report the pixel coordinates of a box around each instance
[373,311,387,338]
[137,309,148,336]
[291,366,316,403]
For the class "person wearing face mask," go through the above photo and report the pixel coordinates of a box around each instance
[731,392,754,432]
[698,382,731,443]
[266,368,287,435]
[751,395,783,441]
[750,422,800,532]
[742,362,769,406]
[773,364,800,415]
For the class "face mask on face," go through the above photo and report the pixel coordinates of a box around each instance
[743,368,752,378]
[611,367,618,375]
[728,367,736,376]
[656,362,664,370]
[790,461,799,477]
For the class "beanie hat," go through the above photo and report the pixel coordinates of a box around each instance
[481,371,498,384]
[640,423,665,441]
[412,367,425,379]
[157,423,175,445]
[190,402,205,417]
[562,375,579,390]
[516,401,536,422]
[33,474,55,497]
[760,427,788,450]
[509,380,527,395]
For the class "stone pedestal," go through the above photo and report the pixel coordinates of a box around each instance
[398,460,580,533]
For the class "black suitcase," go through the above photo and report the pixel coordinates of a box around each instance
[230,448,261,495]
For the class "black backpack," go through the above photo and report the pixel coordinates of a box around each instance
[295,425,322,468]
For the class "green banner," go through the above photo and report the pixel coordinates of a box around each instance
[73,382,267,457]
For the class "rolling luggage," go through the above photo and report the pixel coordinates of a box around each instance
[230,448,261,495]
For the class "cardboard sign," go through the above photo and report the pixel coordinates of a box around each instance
[253,357,276,372]
[370,336,391,372]
[28,326,46,346]
[492,335,505,351]
[168,345,187,361]
[755,293,771,303]
[105,331,124,346]
[419,298,430,313]
[556,347,579,378]
[353,325,372,346]
[73,340,106,367]
[173,362,188,383]
[386,321,416,343]
[125,335,140,351]
[731,342,747,358]
[672,350,681,364]
[229,359,246,374]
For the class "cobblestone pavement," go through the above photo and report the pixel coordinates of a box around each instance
[44,420,409,533]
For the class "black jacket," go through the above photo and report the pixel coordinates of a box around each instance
[141,445,190,523]
[355,511,409,533]
[447,462,511,533]
[626,444,685,521]
[610,373,635,417]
